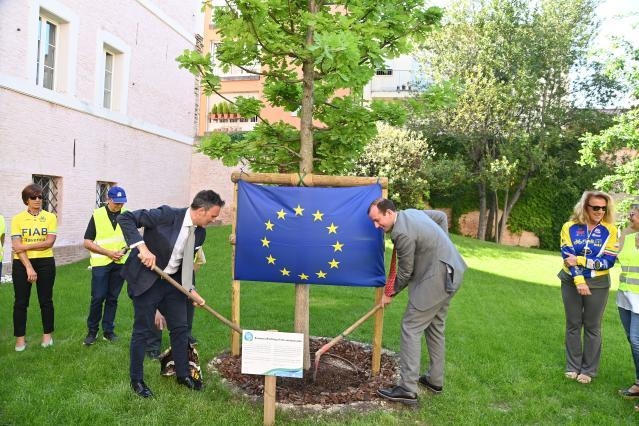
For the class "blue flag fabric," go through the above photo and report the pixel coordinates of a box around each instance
[234,180,385,287]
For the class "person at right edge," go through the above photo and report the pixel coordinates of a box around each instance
[118,189,224,398]
[616,202,639,412]
[560,190,618,385]
[368,198,467,405]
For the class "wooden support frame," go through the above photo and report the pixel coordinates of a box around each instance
[229,172,388,375]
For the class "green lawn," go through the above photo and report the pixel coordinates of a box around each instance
[0,227,637,425]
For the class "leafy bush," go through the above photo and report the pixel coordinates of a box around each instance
[352,124,434,208]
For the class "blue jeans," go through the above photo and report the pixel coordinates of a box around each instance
[619,307,639,382]
[87,262,124,334]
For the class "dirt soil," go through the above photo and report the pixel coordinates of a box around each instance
[209,337,398,406]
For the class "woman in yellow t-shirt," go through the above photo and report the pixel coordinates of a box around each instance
[11,184,57,352]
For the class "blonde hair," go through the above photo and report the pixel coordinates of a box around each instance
[570,190,615,224]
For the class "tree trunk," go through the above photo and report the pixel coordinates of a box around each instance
[495,189,508,244]
[294,0,318,371]
[477,181,487,240]
[486,192,495,241]
[497,172,530,244]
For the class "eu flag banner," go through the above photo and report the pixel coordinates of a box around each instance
[234,180,385,287]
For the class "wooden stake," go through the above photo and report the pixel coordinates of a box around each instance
[372,186,388,375]
[230,181,242,356]
[372,287,384,375]
[263,375,276,426]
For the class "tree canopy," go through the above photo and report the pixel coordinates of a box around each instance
[177,0,442,175]
[411,0,600,242]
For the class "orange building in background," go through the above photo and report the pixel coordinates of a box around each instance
[197,3,301,137]
[196,2,419,138]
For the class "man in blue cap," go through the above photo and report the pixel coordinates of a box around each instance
[82,186,129,345]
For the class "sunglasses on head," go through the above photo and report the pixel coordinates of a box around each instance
[588,204,607,212]
[29,195,43,200]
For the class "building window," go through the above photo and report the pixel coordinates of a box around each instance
[32,175,60,214]
[211,42,260,78]
[376,69,393,76]
[96,181,114,207]
[36,15,57,90]
[96,33,130,112]
[103,51,114,108]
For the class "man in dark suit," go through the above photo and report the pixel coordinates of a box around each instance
[368,198,467,405]
[118,190,225,398]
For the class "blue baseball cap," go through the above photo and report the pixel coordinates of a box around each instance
[107,186,127,203]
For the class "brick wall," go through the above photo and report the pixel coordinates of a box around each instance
[458,211,540,248]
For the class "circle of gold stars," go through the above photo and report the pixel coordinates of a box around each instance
[260,204,344,281]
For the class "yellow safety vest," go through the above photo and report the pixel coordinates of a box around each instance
[90,207,128,267]
[619,233,639,294]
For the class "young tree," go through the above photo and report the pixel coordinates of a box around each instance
[177,0,443,368]
[413,0,600,242]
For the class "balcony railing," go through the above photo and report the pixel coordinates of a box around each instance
[206,115,258,133]
[368,69,417,93]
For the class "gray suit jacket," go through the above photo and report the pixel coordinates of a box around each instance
[391,209,467,311]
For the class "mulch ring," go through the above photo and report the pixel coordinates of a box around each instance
[208,337,400,409]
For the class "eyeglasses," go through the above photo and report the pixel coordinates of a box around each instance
[29,195,43,200]
[587,205,607,212]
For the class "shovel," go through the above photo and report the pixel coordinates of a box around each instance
[144,259,242,334]
[313,303,383,381]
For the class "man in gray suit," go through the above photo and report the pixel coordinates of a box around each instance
[368,198,467,405]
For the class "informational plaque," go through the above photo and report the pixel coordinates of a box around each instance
[241,330,304,378]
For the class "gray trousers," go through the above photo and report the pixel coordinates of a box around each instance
[398,295,452,393]
[560,279,609,377]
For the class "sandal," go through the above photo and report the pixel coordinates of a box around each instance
[576,374,592,384]
[564,371,578,380]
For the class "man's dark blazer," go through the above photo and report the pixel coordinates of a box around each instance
[117,205,205,297]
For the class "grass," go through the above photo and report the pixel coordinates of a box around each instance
[0,226,637,425]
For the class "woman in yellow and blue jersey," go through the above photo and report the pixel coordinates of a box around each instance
[559,190,618,384]
[616,203,639,412]
[11,184,57,352]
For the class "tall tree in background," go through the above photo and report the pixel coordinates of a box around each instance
[580,41,639,211]
[413,0,598,242]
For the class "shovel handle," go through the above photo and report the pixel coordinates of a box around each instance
[142,256,242,334]
[315,304,383,358]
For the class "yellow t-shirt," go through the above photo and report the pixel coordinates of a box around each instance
[11,210,57,259]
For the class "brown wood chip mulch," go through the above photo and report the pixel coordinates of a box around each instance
[209,337,399,406]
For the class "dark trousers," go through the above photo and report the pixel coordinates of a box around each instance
[12,257,56,337]
[130,278,189,381]
[146,302,194,353]
[87,262,124,335]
